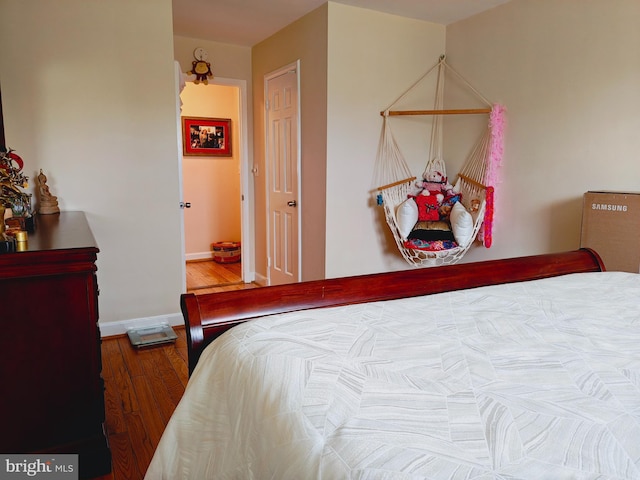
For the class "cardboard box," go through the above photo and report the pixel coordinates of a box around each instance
[580,191,640,273]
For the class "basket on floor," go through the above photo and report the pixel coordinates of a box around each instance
[211,241,241,264]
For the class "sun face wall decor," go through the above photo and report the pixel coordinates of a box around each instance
[187,47,213,85]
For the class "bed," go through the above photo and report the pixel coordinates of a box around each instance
[144,249,640,479]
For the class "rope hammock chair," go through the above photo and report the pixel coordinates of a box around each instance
[373,55,505,267]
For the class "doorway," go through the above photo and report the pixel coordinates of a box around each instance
[178,76,254,291]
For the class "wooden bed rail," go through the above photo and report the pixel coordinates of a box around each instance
[181,249,604,374]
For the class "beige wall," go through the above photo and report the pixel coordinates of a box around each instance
[445,0,640,263]
[329,0,640,275]
[0,0,183,329]
[180,84,241,258]
[173,35,252,99]
[250,3,446,280]
[252,4,329,282]
[325,4,446,276]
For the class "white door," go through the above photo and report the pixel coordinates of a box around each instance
[266,64,300,285]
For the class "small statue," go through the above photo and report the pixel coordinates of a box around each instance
[37,169,60,215]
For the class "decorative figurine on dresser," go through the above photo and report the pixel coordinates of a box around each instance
[0,146,31,251]
[37,168,60,214]
[0,146,35,236]
[0,148,111,478]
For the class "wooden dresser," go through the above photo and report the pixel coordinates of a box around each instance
[0,211,111,479]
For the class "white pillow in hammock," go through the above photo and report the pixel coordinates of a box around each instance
[450,201,474,247]
[396,197,418,240]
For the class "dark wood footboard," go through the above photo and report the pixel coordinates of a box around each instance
[181,248,604,374]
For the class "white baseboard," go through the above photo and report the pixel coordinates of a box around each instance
[101,266,259,338]
[186,251,213,262]
[254,272,268,286]
[99,313,184,338]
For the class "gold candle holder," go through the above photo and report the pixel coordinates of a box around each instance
[15,230,28,251]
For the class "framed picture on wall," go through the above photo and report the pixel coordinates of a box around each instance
[182,117,232,156]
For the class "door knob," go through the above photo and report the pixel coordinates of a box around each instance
[287,200,297,207]
[180,202,191,208]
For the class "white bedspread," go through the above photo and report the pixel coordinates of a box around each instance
[145,272,640,479]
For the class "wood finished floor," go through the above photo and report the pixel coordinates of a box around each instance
[186,259,259,294]
[94,260,258,479]
[94,330,188,480]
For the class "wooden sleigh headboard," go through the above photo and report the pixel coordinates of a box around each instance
[180,249,604,374]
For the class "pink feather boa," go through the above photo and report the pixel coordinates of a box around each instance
[482,104,506,248]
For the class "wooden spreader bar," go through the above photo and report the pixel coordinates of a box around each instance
[381,108,491,116]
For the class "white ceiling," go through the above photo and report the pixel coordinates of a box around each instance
[172,0,512,47]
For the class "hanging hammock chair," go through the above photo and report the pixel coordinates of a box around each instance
[373,55,505,267]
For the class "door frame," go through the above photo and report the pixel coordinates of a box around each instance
[264,60,301,285]
[174,61,188,292]
[176,70,254,287]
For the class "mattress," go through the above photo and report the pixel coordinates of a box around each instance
[145,271,640,479]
